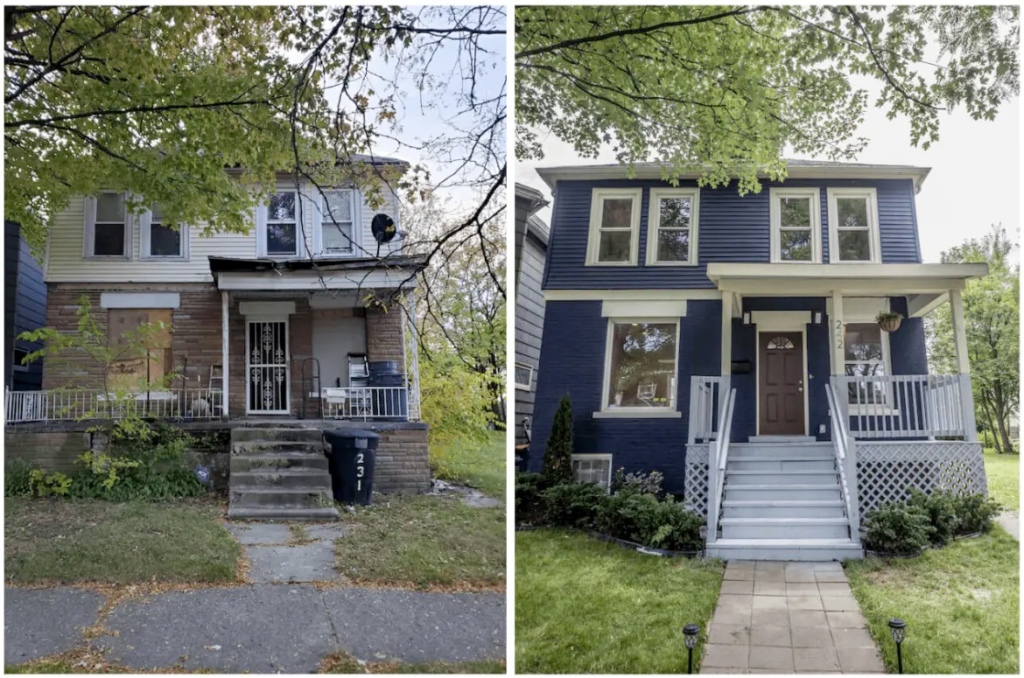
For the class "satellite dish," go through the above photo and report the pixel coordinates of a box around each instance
[371,214,397,243]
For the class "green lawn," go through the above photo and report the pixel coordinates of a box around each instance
[983,447,1019,512]
[846,528,1019,674]
[430,431,506,499]
[335,494,505,588]
[4,498,240,584]
[515,529,723,673]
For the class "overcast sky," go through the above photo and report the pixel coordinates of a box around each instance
[516,95,1020,264]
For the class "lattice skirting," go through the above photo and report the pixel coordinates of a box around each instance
[856,441,988,519]
[684,444,710,517]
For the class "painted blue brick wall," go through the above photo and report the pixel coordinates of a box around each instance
[543,178,921,290]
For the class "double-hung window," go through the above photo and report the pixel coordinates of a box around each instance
[770,188,821,263]
[266,191,298,257]
[601,319,679,414]
[141,203,188,259]
[646,188,699,265]
[587,188,641,265]
[320,189,357,255]
[843,322,892,408]
[85,192,131,258]
[827,188,880,263]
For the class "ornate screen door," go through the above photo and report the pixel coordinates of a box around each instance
[246,318,290,414]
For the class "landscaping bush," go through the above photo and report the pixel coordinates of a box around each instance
[595,492,705,551]
[541,482,606,528]
[954,493,1001,535]
[4,459,34,497]
[907,488,960,545]
[70,466,205,501]
[515,472,550,526]
[542,395,575,484]
[862,502,934,555]
[610,468,664,497]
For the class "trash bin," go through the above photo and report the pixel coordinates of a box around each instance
[369,371,409,420]
[323,428,380,505]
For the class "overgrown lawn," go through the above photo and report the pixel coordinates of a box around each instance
[983,447,1019,512]
[515,529,723,673]
[430,431,505,499]
[846,528,1019,674]
[4,498,240,584]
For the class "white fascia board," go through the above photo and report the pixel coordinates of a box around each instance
[706,262,988,283]
[718,278,968,296]
[216,269,409,291]
[543,289,721,302]
[100,292,180,308]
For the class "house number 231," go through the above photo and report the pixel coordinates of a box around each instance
[834,319,844,349]
[356,453,365,491]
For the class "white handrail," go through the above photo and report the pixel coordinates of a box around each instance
[826,383,858,542]
[4,388,223,423]
[707,387,736,545]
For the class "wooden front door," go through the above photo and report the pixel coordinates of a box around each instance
[758,332,805,435]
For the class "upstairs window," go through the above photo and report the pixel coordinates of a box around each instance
[770,188,820,263]
[141,203,188,259]
[587,188,641,265]
[320,189,357,255]
[828,188,880,263]
[646,188,699,265]
[266,191,298,256]
[603,320,678,410]
[84,192,131,258]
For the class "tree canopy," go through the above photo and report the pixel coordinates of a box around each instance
[516,5,1019,193]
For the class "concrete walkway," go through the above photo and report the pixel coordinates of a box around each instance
[4,584,505,672]
[701,561,885,674]
[997,511,1019,540]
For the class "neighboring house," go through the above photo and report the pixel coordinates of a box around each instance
[5,221,46,391]
[528,159,989,560]
[514,183,549,468]
[4,157,431,518]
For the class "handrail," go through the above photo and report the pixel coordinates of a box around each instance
[826,383,857,542]
[707,387,736,545]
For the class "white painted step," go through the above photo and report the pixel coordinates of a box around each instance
[720,517,851,540]
[725,484,842,501]
[728,458,836,472]
[747,435,818,443]
[706,538,864,562]
[729,445,834,461]
[721,499,847,519]
[725,470,839,485]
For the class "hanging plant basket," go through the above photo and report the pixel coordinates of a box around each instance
[876,312,903,333]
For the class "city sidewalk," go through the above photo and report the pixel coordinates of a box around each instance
[701,561,885,674]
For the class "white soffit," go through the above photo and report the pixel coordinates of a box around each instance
[238,301,296,316]
[706,263,988,295]
[750,311,812,331]
[602,300,688,317]
[100,292,180,309]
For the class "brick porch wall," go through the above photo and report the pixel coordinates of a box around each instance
[365,303,406,365]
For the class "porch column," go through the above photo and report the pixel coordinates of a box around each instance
[406,290,421,421]
[720,291,732,377]
[949,289,978,441]
[830,290,844,376]
[221,291,229,419]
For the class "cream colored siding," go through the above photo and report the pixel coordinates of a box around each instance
[45,181,402,283]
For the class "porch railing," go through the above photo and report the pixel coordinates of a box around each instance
[321,387,417,421]
[825,382,859,543]
[5,388,223,424]
[688,376,727,443]
[706,386,736,545]
[832,374,970,439]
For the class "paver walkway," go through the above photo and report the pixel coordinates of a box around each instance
[701,561,885,674]
[997,511,1019,540]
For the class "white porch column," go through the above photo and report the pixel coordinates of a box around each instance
[949,289,978,441]
[830,290,844,377]
[720,291,733,377]
[221,291,230,419]
[406,290,421,421]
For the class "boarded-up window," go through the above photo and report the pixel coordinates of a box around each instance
[107,309,172,392]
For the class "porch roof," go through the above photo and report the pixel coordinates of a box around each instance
[209,255,427,291]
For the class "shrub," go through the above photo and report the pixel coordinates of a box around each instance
[954,493,1001,535]
[541,482,606,528]
[70,466,205,501]
[595,492,705,551]
[542,395,574,484]
[611,468,664,497]
[515,472,550,526]
[5,459,34,497]
[862,502,934,555]
[28,469,73,497]
[907,488,960,545]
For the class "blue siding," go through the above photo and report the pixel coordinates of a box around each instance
[5,221,46,391]
[544,178,920,290]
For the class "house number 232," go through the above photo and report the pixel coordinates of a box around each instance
[356,453,365,491]
[834,319,844,349]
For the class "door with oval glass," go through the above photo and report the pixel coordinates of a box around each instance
[758,331,805,435]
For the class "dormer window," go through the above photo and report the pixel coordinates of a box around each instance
[827,187,880,263]
[266,191,298,257]
[646,188,699,266]
[84,192,132,258]
[770,188,821,263]
[586,188,641,265]
[140,203,188,259]
[319,189,358,255]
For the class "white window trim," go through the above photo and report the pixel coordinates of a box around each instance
[598,317,681,417]
[645,187,700,266]
[770,187,821,264]
[571,453,613,491]
[586,188,642,266]
[139,207,190,260]
[12,347,29,372]
[83,192,133,260]
[257,189,302,259]
[313,187,362,257]
[840,319,897,414]
[827,187,881,264]
[514,362,534,391]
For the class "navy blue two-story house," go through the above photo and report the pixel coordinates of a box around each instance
[527,160,989,560]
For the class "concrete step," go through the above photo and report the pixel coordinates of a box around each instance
[721,499,847,519]
[230,452,329,473]
[725,484,842,501]
[725,470,839,485]
[231,427,323,444]
[229,487,332,509]
[727,459,836,472]
[706,538,864,561]
[227,506,340,521]
[231,441,324,455]
[720,517,851,540]
[747,435,818,444]
[231,469,331,490]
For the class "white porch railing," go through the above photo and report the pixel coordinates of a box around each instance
[825,382,860,543]
[321,387,417,421]
[833,374,971,439]
[4,388,224,423]
[688,376,727,443]
[706,386,736,546]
